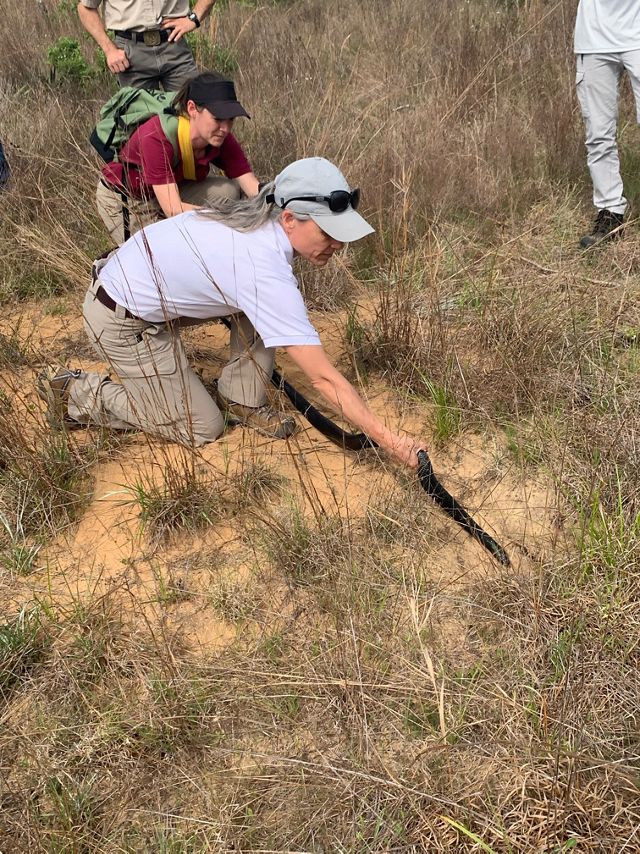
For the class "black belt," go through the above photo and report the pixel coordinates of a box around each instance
[95,285,140,321]
[100,176,127,192]
[114,28,171,45]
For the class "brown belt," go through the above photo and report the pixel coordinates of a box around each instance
[95,285,140,321]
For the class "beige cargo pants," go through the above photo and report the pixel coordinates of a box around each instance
[68,277,274,447]
[96,175,241,245]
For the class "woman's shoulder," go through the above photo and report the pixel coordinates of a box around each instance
[215,221,289,262]
[122,115,168,152]
[242,222,295,274]
[119,113,174,166]
[133,114,167,141]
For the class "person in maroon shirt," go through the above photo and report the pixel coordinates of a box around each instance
[96,71,260,244]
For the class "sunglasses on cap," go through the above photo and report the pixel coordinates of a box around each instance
[267,188,360,213]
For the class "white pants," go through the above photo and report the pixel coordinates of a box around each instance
[576,51,640,214]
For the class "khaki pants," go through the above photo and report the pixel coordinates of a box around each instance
[114,34,197,91]
[69,277,274,447]
[96,176,241,245]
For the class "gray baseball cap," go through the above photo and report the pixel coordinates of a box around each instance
[270,157,374,243]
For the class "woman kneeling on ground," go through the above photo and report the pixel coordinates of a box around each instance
[38,157,427,471]
[96,71,260,245]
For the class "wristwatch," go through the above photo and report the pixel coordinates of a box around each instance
[187,11,200,27]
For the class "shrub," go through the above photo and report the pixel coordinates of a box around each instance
[47,37,94,84]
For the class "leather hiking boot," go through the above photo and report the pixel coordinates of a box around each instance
[36,365,83,428]
[216,390,297,439]
[579,209,624,249]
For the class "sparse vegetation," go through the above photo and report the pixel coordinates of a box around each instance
[0,397,93,543]
[0,0,639,850]
[233,458,284,504]
[0,605,51,699]
[188,31,239,76]
[128,453,225,542]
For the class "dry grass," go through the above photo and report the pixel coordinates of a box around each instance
[1,0,639,851]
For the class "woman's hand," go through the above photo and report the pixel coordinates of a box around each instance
[152,183,199,218]
[236,172,260,197]
[387,435,427,470]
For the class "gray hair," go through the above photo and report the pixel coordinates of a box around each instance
[197,181,309,232]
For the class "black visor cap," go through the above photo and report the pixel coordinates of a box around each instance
[188,78,250,120]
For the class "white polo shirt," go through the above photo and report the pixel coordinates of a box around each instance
[574,0,640,53]
[99,213,322,350]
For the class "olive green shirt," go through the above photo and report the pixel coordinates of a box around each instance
[79,0,190,32]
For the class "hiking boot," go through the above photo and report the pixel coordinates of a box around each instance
[36,365,83,428]
[579,209,624,249]
[216,390,297,439]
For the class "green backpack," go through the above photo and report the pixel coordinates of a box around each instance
[90,87,179,164]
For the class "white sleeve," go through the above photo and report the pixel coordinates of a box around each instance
[232,248,321,349]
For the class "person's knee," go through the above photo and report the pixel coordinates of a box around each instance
[586,132,618,159]
[204,178,241,203]
[584,116,618,151]
[188,410,225,446]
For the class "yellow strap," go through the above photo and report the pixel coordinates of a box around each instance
[178,116,196,181]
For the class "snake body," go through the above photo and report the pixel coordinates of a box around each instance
[271,370,511,566]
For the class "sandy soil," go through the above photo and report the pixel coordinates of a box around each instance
[3,295,560,654]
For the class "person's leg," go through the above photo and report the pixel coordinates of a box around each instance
[157,40,198,91]
[96,180,127,245]
[179,175,241,207]
[70,366,223,446]
[68,282,224,446]
[215,314,296,438]
[622,49,640,125]
[96,180,164,246]
[577,52,626,214]
[217,314,274,407]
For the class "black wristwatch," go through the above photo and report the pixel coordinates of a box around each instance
[187,11,200,27]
